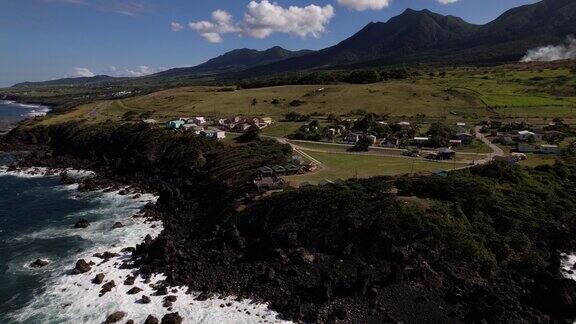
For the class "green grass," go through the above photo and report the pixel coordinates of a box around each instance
[285,150,458,183]
[261,122,306,137]
[519,154,558,168]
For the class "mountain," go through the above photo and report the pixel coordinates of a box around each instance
[243,0,576,75]
[153,46,313,78]
[12,75,120,88]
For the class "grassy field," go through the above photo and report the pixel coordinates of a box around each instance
[26,65,576,130]
[284,150,456,183]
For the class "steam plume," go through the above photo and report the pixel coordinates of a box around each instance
[521,36,576,62]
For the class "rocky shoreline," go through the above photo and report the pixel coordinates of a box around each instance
[2,122,576,323]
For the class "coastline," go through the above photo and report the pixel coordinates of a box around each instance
[0,164,288,323]
[0,100,52,134]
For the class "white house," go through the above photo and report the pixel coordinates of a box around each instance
[202,130,226,140]
[192,117,207,125]
[413,137,430,146]
[518,130,541,142]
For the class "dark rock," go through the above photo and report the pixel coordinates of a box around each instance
[72,259,91,274]
[93,273,105,284]
[195,291,212,301]
[112,222,125,229]
[30,259,49,268]
[105,311,126,323]
[124,275,136,286]
[100,280,116,296]
[121,247,136,253]
[155,286,168,296]
[125,320,134,324]
[74,218,90,229]
[127,287,143,295]
[161,313,182,324]
[163,295,177,307]
[144,315,158,324]
[141,295,151,304]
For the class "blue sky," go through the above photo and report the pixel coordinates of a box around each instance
[0,0,540,87]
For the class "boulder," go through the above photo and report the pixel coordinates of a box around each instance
[127,287,143,295]
[124,275,136,286]
[105,311,126,323]
[112,222,125,229]
[100,280,116,296]
[144,315,159,324]
[93,273,105,284]
[74,218,90,229]
[72,259,91,274]
[141,295,151,304]
[161,313,183,324]
[126,320,134,324]
[30,259,49,268]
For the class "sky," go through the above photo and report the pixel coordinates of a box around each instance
[0,0,541,87]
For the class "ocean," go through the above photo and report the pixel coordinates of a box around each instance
[0,103,287,323]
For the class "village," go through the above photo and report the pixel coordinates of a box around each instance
[154,110,572,194]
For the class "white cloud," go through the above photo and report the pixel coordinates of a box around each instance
[107,65,167,77]
[170,22,184,32]
[189,1,335,43]
[436,0,459,4]
[521,36,576,62]
[336,0,390,11]
[69,67,95,78]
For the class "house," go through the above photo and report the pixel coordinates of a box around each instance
[344,133,362,144]
[254,177,283,191]
[272,165,287,176]
[413,137,430,146]
[454,132,474,145]
[437,148,456,160]
[456,122,466,127]
[326,128,337,137]
[539,144,559,154]
[518,130,541,142]
[183,124,204,134]
[517,143,536,153]
[260,117,274,126]
[285,164,301,175]
[366,135,377,145]
[192,117,207,125]
[397,121,411,127]
[449,140,463,147]
[166,120,185,130]
[381,138,399,148]
[258,166,274,177]
[201,130,226,140]
[234,123,252,133]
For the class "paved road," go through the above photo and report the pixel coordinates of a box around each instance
[473,126,505,165]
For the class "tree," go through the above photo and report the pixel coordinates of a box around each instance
[237,125,261,142]
[427,122,452,147]
[350,137,371,152]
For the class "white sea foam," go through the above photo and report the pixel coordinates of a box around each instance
[7,179,289,323]
[560,253,576,281]
[0,166,95,179]
[0,100,51,117]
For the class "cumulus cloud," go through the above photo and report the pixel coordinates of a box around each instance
[336,0,390,11]
[187,1,335,43]
[69,67,95,78]
[170,22,184,32]
[521,36,576,62]
[107,65,167,77]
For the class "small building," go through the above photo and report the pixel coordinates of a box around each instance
[517,143,536,153]
[449,140,463,147]
[183,124,204,134]
[366,135,377,145]
[437,148,456,160]
[397,121,411,127]
[344,133,362,144]
[272,165,287,176]
[381,138,399,148]
[456,122,466,127]
[518,130,541,142]
[413,137,430,146]
[234,123,252,133]
[142,119,157,124]
[260,117,274,126]
[285,164,301,175]
[201,130,226,140]
[192,117,207,125]
[258,166,274,177]
[539,144,559,154]
[166,120,185,130]
[454,132,474,145]
[326,128,337,137]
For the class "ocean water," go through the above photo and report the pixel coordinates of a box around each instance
[0,172,288,324]
[0,100,50,122]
